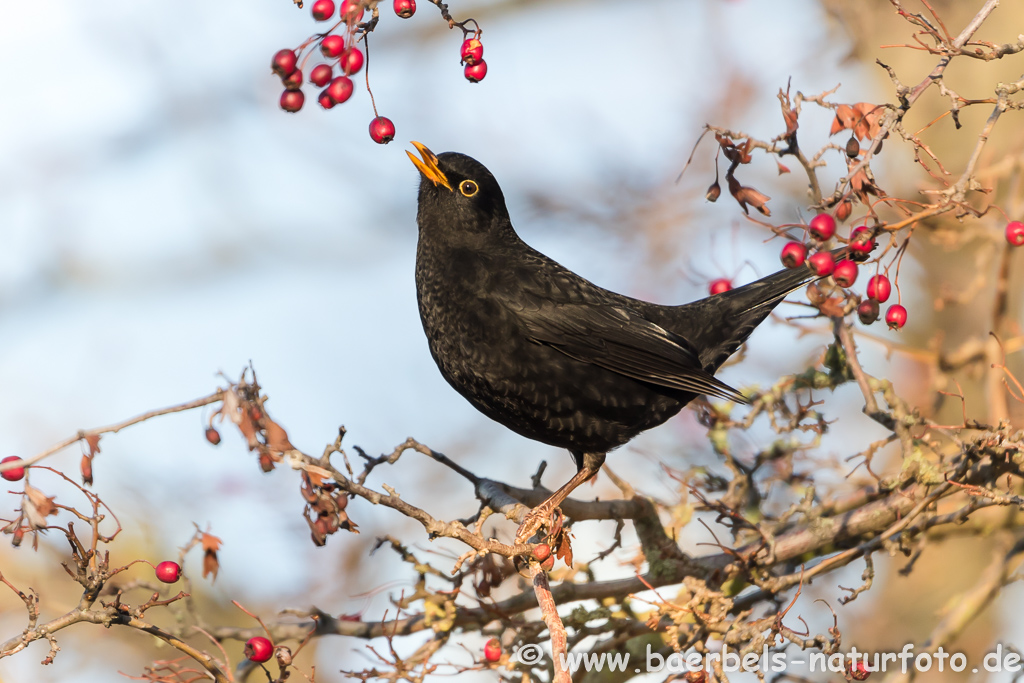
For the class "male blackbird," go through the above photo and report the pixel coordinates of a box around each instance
[408,142,827,544]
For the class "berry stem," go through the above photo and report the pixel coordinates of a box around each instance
[364,33,379,118]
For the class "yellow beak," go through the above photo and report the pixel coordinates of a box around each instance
[407,141,453,191]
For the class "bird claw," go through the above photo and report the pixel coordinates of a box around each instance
[514,506,555,546]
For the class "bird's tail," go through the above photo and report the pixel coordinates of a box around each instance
[679,247,852,372]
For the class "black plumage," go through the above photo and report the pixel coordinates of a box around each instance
[407,143,825,543]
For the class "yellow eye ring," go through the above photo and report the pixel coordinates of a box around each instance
[459,180,478,197]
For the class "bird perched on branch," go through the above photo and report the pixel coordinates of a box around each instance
[407,142,835,546]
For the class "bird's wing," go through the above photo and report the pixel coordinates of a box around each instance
[515,298,748,404]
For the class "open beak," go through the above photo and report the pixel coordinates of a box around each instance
[407,141,453,191]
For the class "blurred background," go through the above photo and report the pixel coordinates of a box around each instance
[1,0,1023,681]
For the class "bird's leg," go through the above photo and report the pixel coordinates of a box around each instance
[514,452,605,545]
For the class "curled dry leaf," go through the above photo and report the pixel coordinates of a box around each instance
[23,483,58,529]
[201,531,222,582]
[727,175,772,216]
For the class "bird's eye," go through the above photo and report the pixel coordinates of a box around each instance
[459,180,478,197]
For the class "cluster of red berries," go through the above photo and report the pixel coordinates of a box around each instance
[271,0,397,143]
[461,37,487,83]
[272,0,488,143]
[1,456,25,482]
[772,213,910,329]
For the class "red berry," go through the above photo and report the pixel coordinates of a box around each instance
[1007,220,1024,247]
[326,76,354,104]
[708,278,732,295]
[780,242,807,269]
[155,560,181,583]
[340,47,363,75]
[310,64,333,87]
[886,304,907,330]
[369,116,395,144]
[484,638,502,663]
[1,456,25,482]
[808,213,836,241]
[339,0,364,21]
[807,251,835,277]
[848,226,876,257]
[280,89,305,113]
[320,35,345,58]
[532,543,552,561]
[849,660,871,681]
[281,68,303,91]
[866,274,891,302]
[835,199,853,222]
[857,299,879,325]
[394,0,416,18]
[245,636,274,663]
[311,0,335,21]
[461,38,484,66]
[833,258,858,288]
[464,60,488,83]
[205,427,221,445]
[318,90,336,109]
[271,49,298,78]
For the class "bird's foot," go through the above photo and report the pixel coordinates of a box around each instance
[514,504,557,546]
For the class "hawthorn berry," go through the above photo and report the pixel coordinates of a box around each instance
[833,259,858,288]
[464,60,488,83]
[808,213,836,241]
[320,34,345,59]
[310,64,333,87]
[886,304,907,330]
[857,299,879,325]
[271,49,298,78]
[1007,221,1024,247]
[461,38,484,66]
[369,116,395,144]
[339,0,364,21]
[780,241,807,269]
[849,660,871,681]
[281,68,303,91]
[845,136,860,158]
[1,456,25,482]
[848,226,876,257]
[205,427,221,445]
[484,638,502,663]
[807,251,835,277]
[245,636,274,663]
[708,278,732,295]
[326,76,354,104]
[835,199,853,222]
[318,90,336,109]
[311,0,335,21]
[532,543,552,561]
[280,89,305,113]
[155,560,181,583]
[866,274,891,302]
[340,47,364,76]
[394,0,416,18]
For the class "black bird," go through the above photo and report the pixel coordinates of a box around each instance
[408,142,825,544]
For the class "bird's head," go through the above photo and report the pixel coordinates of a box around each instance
[407,142,511,240]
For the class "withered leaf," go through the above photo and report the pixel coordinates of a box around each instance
[830,104,856,136]
[776,161,791,175]
[200,532,222,553]
[85,434,101,457]
[853,102,883,141]
[265,419,295,453]
[80,455,93,486]
[203,548,219,582]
